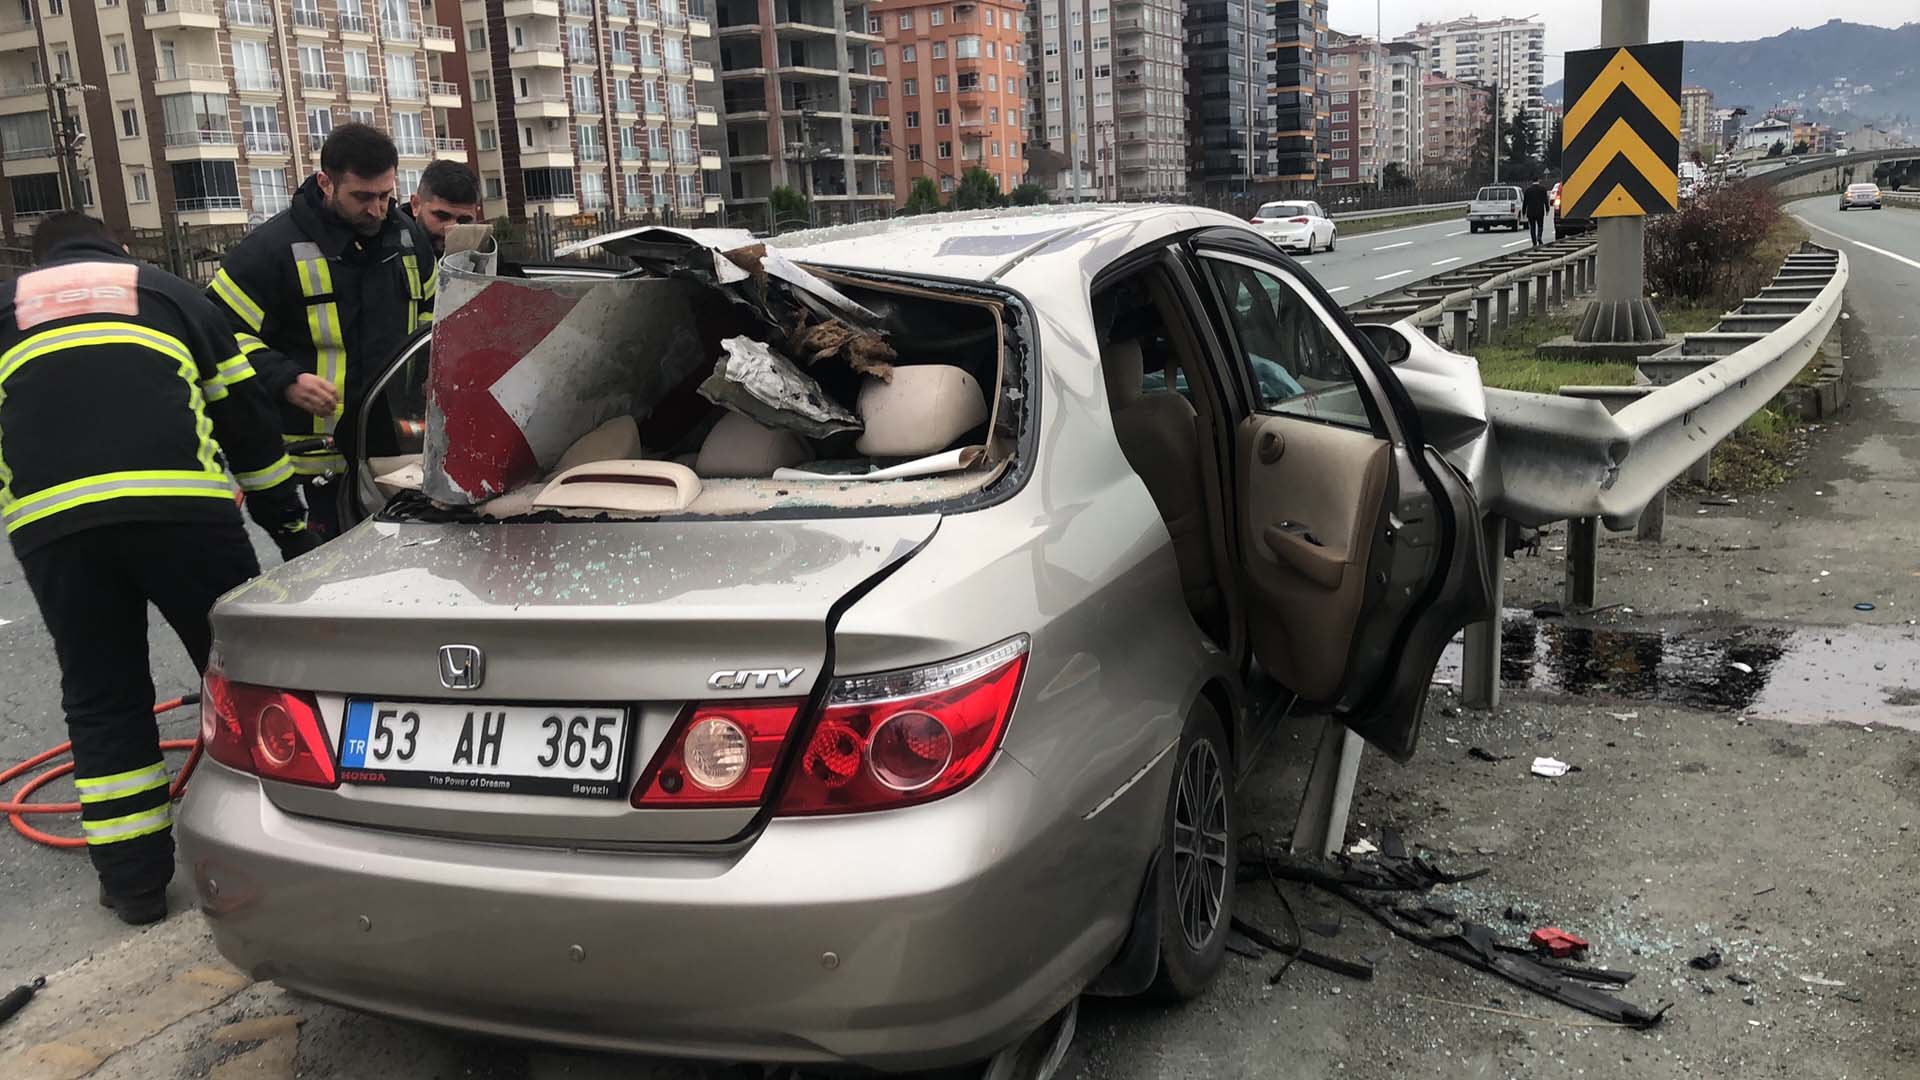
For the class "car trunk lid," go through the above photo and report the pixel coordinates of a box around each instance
[212,516,937,844]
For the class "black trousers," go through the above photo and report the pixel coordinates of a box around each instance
[1528,214,1546,245]
[21,521,261,895]
[299,476,344,540]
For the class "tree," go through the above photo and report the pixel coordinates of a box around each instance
[1504,109,1539,166]
[768,185,808,230]
[949,167,1005,211]
[1544,112,1564,170]
[1381,162,1415,190]
[1790,141,1811,155]
[1766,139,1787,158]
[1011,182,1052,206]
[901,176,943,214]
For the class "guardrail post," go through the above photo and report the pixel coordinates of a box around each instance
[1451,307,1470,348]
[1423,321,1441,342]
[1517,279,1532,319]
[1551,267,1565,307]
[1290,720,1364,857]
[1475,294,1492,343]
[1637,486,1666,541]
[1687,450,1712,485]
[1565,516,1599,610]
[1535,273,1551,313]
[1461,516,1507,711]
[1573,257,1586,294]
[1496,287,1511,336]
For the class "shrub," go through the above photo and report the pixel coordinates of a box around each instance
[1011,182,1052,206]
[768,185,809,231]
[949,167,1005,211]
[901,177,944,215]
[1644,184,1782,305]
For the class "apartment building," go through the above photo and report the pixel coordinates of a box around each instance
[713,0,888,226]
[872,0,1025,206]
[1183,0,1269,194]
[1398,15,1544,133]
[1679,84,1713,155]
[0,0,467,241]
[459,0,723,221]
[1381,41,1421,179]
[1421,72,1487,170]
[1029,0,1186,201]
[1267,0,1324,181]
[1320,33,1380,186]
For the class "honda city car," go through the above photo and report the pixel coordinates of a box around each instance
[178,206,1495,1073]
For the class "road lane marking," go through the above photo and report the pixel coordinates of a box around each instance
[1502,240,1530,248]
[1797,216,1920,271]
[1432,256,1462,266]
[1327,285,1351,293]
[1375,269,1414,281]
[1446,230,1468,237]
[1373,240,1414,251]
[1340,217,1461,241]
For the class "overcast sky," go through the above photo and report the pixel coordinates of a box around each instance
[1326,3,1917,87]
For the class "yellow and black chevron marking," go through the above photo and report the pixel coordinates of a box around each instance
[1560,41,1683,219]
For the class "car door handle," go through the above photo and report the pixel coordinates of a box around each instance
[1257,429,1286,464]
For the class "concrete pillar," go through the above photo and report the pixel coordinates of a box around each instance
[1637,486,1666,542]
[1578,0,1664,343]
[1535,273,1550,313]
[1451,308,1470,348]
[1551,266,1565,307]
[1475,294,1492,345]
[1565,516,1599,610]
[1461,516,1508,711]
[1517,278,1532,319]
[1496,287,1511,335]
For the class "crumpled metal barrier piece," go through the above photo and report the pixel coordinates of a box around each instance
[699,336,862,440]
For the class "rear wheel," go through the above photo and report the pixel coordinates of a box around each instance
[1326,231,1336,251]
[1148,699,1235,1000]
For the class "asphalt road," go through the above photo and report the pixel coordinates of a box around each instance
[1296,212,1552,305]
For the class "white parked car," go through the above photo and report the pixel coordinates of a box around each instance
[1248,200,1337,254]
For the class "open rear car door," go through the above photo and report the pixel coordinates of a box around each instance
[1184,230,1493,760]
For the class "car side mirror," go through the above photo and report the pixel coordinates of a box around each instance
[1356,323,1412,365]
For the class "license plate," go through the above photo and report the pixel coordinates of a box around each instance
[338,701,629,799]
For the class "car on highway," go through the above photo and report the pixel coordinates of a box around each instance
[1467,184,1526,233]
[1840,182,1883,210]
[178,206,1496,1075]
[1550,181,1595,238]
[1247,199,1337,253]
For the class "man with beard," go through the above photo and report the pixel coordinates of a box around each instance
[207,123,437,538]
[404,160,483,255]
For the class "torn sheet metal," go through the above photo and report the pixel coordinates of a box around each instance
[422,249,714,504]
[555,225,879,327]
[699,336,861,440]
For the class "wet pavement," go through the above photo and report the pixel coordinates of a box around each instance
[1439,612,1920,730]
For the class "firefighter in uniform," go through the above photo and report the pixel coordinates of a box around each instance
[206,123,436,538]
[1,212,316,925]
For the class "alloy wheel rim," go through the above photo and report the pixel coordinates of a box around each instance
[1172,739,1229,951]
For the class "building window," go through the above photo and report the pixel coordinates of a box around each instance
[1045,69,1059,85]
[867,16,879,32]
[1093,64,1108,78]
[1333,92,1348,105]
[478,123,496,149]
[1332,147,1349,160]
[987,107,996,122]
[1091,7,1105,22]
[468,26,485,50]
[1042,13,1055,28]
[131,170,149,203]
[903,78,916,96]
[935,107,949,125]
[119,104,138,138]
[931,42,945,59]
[46,0,63,14]
[985,75,996,91]
[937,141,951,158]
[940,175,952,191]
[898,13,911,29]
[252,167,289,214]
[1332,167,1349,179]
[349,108,373,126]
[1332,129,1348,142]
[474,77,491,101]
[955,36,979,58]
[907,143,920,160]
[1331,111,1348,123]
[306,107,332,138]
[1044,41,1057,57]
[903,44,915,62]
[929,7,942,26]
[54,50,71,81]
[110,40,129,74]
[870,48,883,65]
[1093,35,1107,51]
[486,175,503,200]
[933,75,947,92]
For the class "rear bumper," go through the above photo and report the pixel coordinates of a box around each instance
[176,755,1126,1069]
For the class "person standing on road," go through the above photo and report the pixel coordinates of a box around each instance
[1523,177,1551,247]
[403,159,483,255]
[206,123,437,539]
[0,212,317,926]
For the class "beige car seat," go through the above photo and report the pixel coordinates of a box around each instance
[854,365,988,458]
[695,411,810,478]
[1101,339,1220,624]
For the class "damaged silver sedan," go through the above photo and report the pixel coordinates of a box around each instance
[177,206,1496,1072]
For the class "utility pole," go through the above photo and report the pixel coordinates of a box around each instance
[799,104,816,227]
[1577,0,1662,342]
[51,81,91,212]
[1057,0,1080,202]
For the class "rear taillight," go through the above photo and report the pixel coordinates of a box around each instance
[1289,216,1310,223]
[774,636,1028,816]
[632,700,804,807]
[201,667,338,788]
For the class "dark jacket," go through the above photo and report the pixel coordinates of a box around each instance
[207,175,437,475]
[1523,182,1551,218]
[0,235,304,557]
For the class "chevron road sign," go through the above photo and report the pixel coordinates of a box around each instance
[1560,41,1684,220]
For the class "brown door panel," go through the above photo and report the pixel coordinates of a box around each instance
[1237,415,1390,700]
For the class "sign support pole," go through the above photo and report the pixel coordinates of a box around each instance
[1575,0,1665,343]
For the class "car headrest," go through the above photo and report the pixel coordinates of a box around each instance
[854,365,988,458]
[695,411,810,478]
[1101,339,1144,409]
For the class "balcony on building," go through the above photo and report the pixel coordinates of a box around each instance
[0,79,45,118]
[771,0,838,39]
[427,79,461,108]
[521,146,575,169]
[723,88,768,120]
[432,136,467,161]
[422,24,455,50]
[577,91,602,114]
[291,6,327,34]
[388,78,425,103]
[393,134,432,158]
[164,127,240,161]
[226,1,274,30]
[666,54,691,75]
[143,0,222,31]
[158,59,228,95]
[607,0,630,20]
[669,101,694,123]
[696,104,718,126]
[381,18,424,45]
[693,59,715,81]
[630,0,657,22]
[234,67,281,95]
[614,95,637,115]
[610,48,635,70]
[566,0,594,18]
[515,89,570,118]
[297,68,336,97]
[243,129,290,155]
[688,0,710,36]
[713,1,758,35]
[510,38,567,68]
[580,142,608,162]
[346,73,382,98]
[337,10,373,34]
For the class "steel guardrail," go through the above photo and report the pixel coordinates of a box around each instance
[1483,243,1845,529]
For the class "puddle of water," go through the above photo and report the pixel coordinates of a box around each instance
[1436,613,1920,731]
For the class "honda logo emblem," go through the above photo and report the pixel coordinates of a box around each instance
[438,644,485,691]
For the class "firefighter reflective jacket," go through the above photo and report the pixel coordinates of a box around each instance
[0,234,304,557]
[207,174,437,476]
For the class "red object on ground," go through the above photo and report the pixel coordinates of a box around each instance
[1530,927,1591,959]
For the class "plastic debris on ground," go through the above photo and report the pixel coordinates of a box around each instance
[1530,756,1573,778]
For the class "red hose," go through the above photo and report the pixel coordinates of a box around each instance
[0,697,202,850]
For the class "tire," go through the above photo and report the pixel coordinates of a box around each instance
[1326,232,1336,251]
[1469,223,1481,234]
[1148,699,1236,1001]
